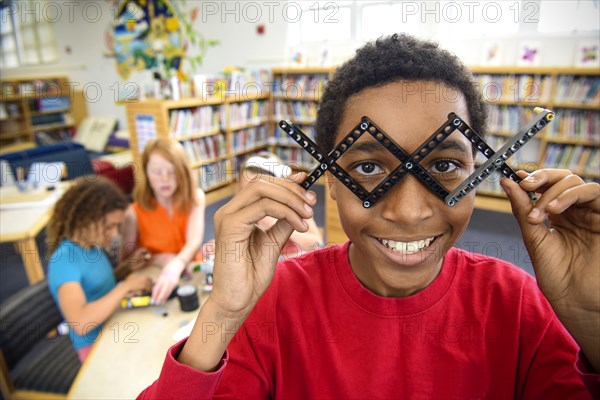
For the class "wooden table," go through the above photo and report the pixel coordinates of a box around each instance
[0,184,67,284]
[68,266,208,399]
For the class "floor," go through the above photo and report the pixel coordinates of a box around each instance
[0,187,532,304]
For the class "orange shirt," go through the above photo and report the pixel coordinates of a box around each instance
[132,202,188,255]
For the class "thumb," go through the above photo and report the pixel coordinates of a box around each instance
[268,218,296,253]
[500,178,546,244]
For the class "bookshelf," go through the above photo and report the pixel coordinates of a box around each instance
[270,67,334,171]
[470,67,600,209]
[0,76,88,146]
[125,91,271,196]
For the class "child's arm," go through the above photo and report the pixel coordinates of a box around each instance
[57,275,152,336]
[151,190,206,304]
[501,169,600,372]
[117,205,150,273]
[176,173,316,372]
[120,205,141,261]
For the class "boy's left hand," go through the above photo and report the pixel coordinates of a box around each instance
[501,169,600,372]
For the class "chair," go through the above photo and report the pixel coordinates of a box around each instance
[0,281,81,399]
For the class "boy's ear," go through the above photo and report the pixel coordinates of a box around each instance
[327,172,337,200]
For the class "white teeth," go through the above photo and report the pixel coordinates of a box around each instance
[379,237,434,255]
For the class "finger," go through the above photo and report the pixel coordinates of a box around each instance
[545,181,600,215]
[267,218,297,251]
[151,280,169,304]
[222,199,311,235]
[500,178,546,241]
[518,169,574,193]
[523,173,585,223]
[227,176,316,212]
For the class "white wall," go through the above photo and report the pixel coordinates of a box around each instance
[2,0,598,130]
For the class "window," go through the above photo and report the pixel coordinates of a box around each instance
[437,1,521,38]
[0,0,58,68]
[360,2,421,41]
[288,1,353,44]
[538,0,600,32]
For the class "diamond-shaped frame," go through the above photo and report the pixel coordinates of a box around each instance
[279,107,554,208]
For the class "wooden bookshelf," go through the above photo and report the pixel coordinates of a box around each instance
[0,76,87,146]
[125,93,271,193]
[270,67,334,171]
[471,67,600,202]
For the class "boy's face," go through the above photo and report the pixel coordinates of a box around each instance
[329,80,476,297]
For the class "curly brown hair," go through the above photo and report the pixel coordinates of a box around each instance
[46,177,129,255]
[316,33,487,153]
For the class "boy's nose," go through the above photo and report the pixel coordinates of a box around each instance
[379,174,435,224]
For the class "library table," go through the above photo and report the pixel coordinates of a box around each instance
[68,266,209,399]
[0,183,68,283]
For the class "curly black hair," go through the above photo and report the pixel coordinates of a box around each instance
[46,177,129,255]
[316,34,487,152]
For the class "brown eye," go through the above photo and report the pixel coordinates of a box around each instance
[361,163,375,173]
[434,161,450,172]
[353,162,383,176]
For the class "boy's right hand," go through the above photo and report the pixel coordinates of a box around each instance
[209,173,316,319]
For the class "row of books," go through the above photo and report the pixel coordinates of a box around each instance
[487,105,541,134]
[28,96,71,112]
[181,134,227,164]
[474,74,552,103]
[169,106,225,137]
[229,101,268,128]
[273,74,329,99]
[232,126,269,153]
[545,109,600,141]
[542,144,599,175]
[31,113,69,126]
[272,124,316,145]
[554,76,600,104]
[226,69,271,94]
[195,160,230,191]
[273,101,318,122]
[274,147,318,170]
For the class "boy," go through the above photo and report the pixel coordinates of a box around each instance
[140,35,599,398]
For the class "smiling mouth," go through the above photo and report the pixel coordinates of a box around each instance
[375,236,436,255]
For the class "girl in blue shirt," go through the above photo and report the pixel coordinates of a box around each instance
[47,178,152,361]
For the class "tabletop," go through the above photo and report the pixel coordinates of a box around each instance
[0,184,66,242]
[68,266,209,399]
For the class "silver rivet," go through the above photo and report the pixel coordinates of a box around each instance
[405,162,414,169]
[363,201,371,208]
[360,122,368,130]
[448,200,456,207]
[320,164,328,170]
[453,118,461,126]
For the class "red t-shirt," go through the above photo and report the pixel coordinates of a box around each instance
[140,242,594,399]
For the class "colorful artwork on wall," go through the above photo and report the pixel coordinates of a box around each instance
[111,0,184,79]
